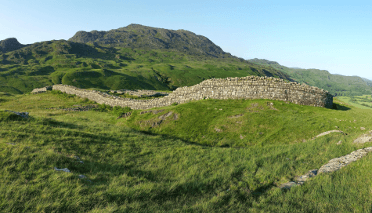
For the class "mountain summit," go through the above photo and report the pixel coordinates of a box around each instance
[0,38,25,53]
[68,24,227,58]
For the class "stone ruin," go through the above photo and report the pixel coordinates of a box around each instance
[32,76,333,110]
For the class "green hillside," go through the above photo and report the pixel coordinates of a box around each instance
[1,91,372,212]
[248,58,372,96]
[0,25,293,94]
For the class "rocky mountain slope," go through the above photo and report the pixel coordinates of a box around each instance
[0,38,25,53]
[68,24,228,58]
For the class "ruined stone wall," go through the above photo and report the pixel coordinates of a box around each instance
[51,76,333,110]
[31,86,52,94]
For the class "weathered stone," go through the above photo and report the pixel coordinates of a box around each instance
[4,110,29,118]
[31,86,52,94]
[295,169,318,182]
[318,148,372,174]
[313,130,344,139]
[353,131,372,144]
[54,167,71,173]
[45,76,332,110]
[279,181,299,189]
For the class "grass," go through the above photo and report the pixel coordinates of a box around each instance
[125,98,364,147]
[0,40,291,94]
[337,95,372,109]
[1,92,372,212]
[249,59,372,96]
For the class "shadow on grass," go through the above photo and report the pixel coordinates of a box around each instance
[37,117,80,129]
[332,103,351,111]
[136,129,249,149]
[136,129,216,148]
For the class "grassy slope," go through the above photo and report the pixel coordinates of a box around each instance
[0,40,291,94]
[1,92,372,212]
[125,99,356,147]
[337,95,372,110]
[248,59,372,96]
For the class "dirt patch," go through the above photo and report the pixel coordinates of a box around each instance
[138,111,179,128]
[47,105,98,112]
[267,102,278,110]
[158,111,173,120]
[228,114,244,118]
[117,111,132,119]
[140,109,165,115]
[246,103,265,112]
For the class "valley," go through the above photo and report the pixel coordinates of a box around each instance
[1,24,372,212]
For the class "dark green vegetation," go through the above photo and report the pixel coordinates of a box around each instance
[0,24,292,94]
[1,91,372,212]
[0,38,25,53]
[249,58,372,96]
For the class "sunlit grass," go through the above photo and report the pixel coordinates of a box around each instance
[1,92,372,212]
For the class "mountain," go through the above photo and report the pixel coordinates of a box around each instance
[69,24,228,58]
[0,24,293,94]
[248,59,372,96]
[248,58,280,66]
[0,38,25,53]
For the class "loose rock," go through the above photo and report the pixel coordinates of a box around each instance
[54,167,71,173]
[312,130,344,139]
[4,110,29,119]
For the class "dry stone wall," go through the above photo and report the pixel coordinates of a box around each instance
[51,76,333,110]
[31,86,52,94]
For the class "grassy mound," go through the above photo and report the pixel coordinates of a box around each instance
[1,92,372,212]
[124,98,358,147]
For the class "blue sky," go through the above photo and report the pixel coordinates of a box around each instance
[1,0,372,79]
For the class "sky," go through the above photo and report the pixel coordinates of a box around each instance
[1,0,372,79]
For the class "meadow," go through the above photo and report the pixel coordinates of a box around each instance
[1,91,372,212]
[337,95,372,109]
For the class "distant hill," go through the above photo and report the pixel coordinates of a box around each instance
[0,38,25,53]
[248,58,372,96]
[69,24,228,58]
[0,25,293,94]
